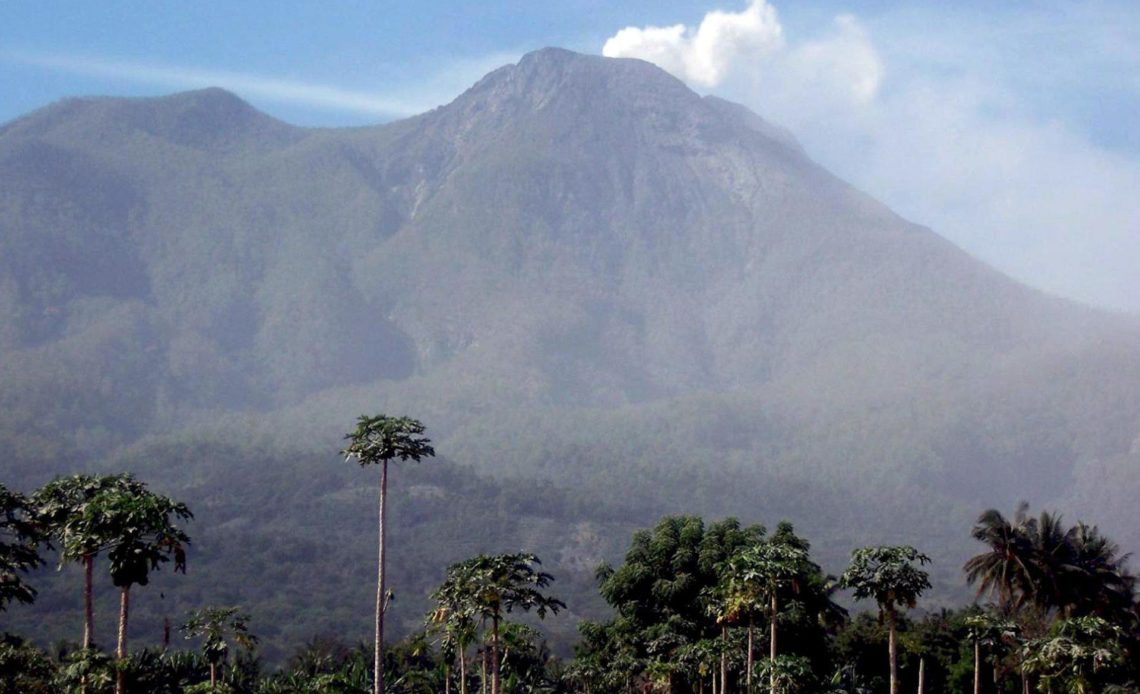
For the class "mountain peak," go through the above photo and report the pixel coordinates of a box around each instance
[450,47,697,117]
[1,86,299,151]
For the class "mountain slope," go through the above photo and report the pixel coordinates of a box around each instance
[1,47,1138,654]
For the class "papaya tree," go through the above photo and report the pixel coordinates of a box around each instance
[721,533,811,694]
[435,553,563,694]
[428,575,479,694]
[32,474,147,649]
[181,606,258,693]
[839,545,930,694]
[342,414,435,694]
[85,484,191,694]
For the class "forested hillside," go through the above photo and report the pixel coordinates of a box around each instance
[1,48,1138,660]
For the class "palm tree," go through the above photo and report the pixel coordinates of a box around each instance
[964,504,1036,616]
[342,413,435,694]
[0,484,42,612]
[180,606,258,693]
[32,474,148,650]
[1062,522,1135,621]
[838,545,930,694]
[435,553,564,694]
[1025,510,1078,615]
[87,484,191,694]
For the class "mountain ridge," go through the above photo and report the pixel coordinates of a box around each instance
[1,47,1138,653]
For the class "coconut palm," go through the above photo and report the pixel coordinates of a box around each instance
[342,413,435,694]
[1063,522,1135,621]
[964,504,1036,615]
[838,545,930,694]
[1025,510,1078,615]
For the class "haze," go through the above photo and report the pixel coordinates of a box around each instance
[3,1,1138,314]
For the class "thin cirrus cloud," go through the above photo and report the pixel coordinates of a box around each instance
[602,1,1140,314]
[3,50,432,119]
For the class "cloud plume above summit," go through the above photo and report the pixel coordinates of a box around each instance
[602,2,1140,314]
[602,0,784,87]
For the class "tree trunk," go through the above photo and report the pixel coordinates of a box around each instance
[115,586,130,694]
[747,620,754,694]
[210,661,218,693]
[721,625,728,694]
[917,657,925,694]
[770,593,778,694]
[491,615,501,694]
[974,640,980,694]
[445,662,451,694]
[888,610,898,694]
[459,645,468,694]
[481,646,488,694]
[374,461,389,694]
[83,554,94,648]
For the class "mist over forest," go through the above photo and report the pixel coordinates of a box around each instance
[1,48,1138,691]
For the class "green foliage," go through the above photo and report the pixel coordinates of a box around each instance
[182,607,258,669]
[58,647,115,693]
[341,416,434,469]
[89,486,192,589]
[437,553,565,624]
[839,545,931,617]
[965,504,1137,625]
[0,634,55,693]
[756,654,815,693]
[32,474,149,567]
[1022,616,1129,694]
[0,484,41,611]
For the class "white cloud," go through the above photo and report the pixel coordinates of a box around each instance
[788,15,883,105]
[602,3,1140,314]
[602,0,783,87]
[2,50,433,118]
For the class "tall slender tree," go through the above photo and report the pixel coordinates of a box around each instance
[342,414,435,694]
[86,484,191,694]
[839,545,930,694]
[32,474,148,650]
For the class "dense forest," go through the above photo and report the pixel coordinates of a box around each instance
[2,416,1136,693]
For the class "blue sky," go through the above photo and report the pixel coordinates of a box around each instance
[3,1,1138,313]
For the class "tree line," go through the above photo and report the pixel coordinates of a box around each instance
[1,414,1137,693]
